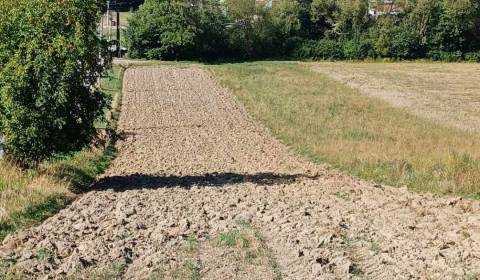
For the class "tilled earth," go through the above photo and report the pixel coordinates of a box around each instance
[1,66,480,279]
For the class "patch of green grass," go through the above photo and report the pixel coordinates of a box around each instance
[46,146,118,193]
[183,260,202,280]
[219,229,250,248]
[0,195,70,240]
[92,261,126,280]
[210,62,480,198]
[253,231,283,280]
[34,247,55,262]
[0,66,124,241]
[369,242,381,255]
[96,67,124,129]
[236,219,252,229]
[186,234,199,252]
[349,264,366,279]
[172,259,202,280]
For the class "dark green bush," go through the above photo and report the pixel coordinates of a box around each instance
[373,18,424,60]
[427,50,463,62]
[0,0,109,166]
[465,52,480,62]
[295,39,344,60]
[342,35,375,60]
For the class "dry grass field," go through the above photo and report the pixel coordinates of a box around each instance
[312,62,480,133]
[210,62,480,198]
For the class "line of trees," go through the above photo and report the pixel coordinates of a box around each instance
[0,0,110,166]
[125,0,480,61]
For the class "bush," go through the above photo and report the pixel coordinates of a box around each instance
[373,17,424,60]
[0,0,109,166]
[295,39,344,60]
[427,50,463,62]
[465,51,480,62]
[342,35,375,59]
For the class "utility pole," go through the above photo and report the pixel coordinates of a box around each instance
[100,13,104,38]
[107,1,111,41]
[116,0,121,58]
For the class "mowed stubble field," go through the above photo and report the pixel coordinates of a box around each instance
[312,62,480,133]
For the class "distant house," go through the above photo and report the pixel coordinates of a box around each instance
[369,0,404,18]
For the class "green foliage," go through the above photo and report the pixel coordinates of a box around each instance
[126,0,198,59]
[219,229,250,248]
[0,195,70,240]
[311,0,371,36]
[295,39,344,60]
[0,67,122,241]
[126,0,227,60]
[0,0,110,166]
[124,0,479,61]
[342,35,375,59]
[465,51,480,62]
[373,17,423,59]
[126,0,304,60]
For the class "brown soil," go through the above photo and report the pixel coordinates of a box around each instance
[1,66,480,279]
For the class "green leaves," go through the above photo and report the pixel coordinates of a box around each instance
[0,0,110,166]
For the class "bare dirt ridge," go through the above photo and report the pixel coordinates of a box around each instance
[1,66,480,279]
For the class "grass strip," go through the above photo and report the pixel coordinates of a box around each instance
[210,61,480,198]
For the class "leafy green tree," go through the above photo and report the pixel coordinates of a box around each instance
[223,0,258,58]
[311,0,370,37]
[433,0,480,52]
[0,0,109,166]
[126,0,227,60]
[126,0,197,59]
[271,0,301,37]
[195,0,229,59]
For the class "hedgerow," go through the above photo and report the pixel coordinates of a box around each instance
[126,0,480,61]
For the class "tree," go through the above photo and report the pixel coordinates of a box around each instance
[126,0,227,60]
[0,0,109,166]
[126,0,198,59]
[311,0,370,37]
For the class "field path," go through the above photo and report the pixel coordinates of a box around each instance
[2,66,480,279]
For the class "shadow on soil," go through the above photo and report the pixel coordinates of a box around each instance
[94,172,319,192]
